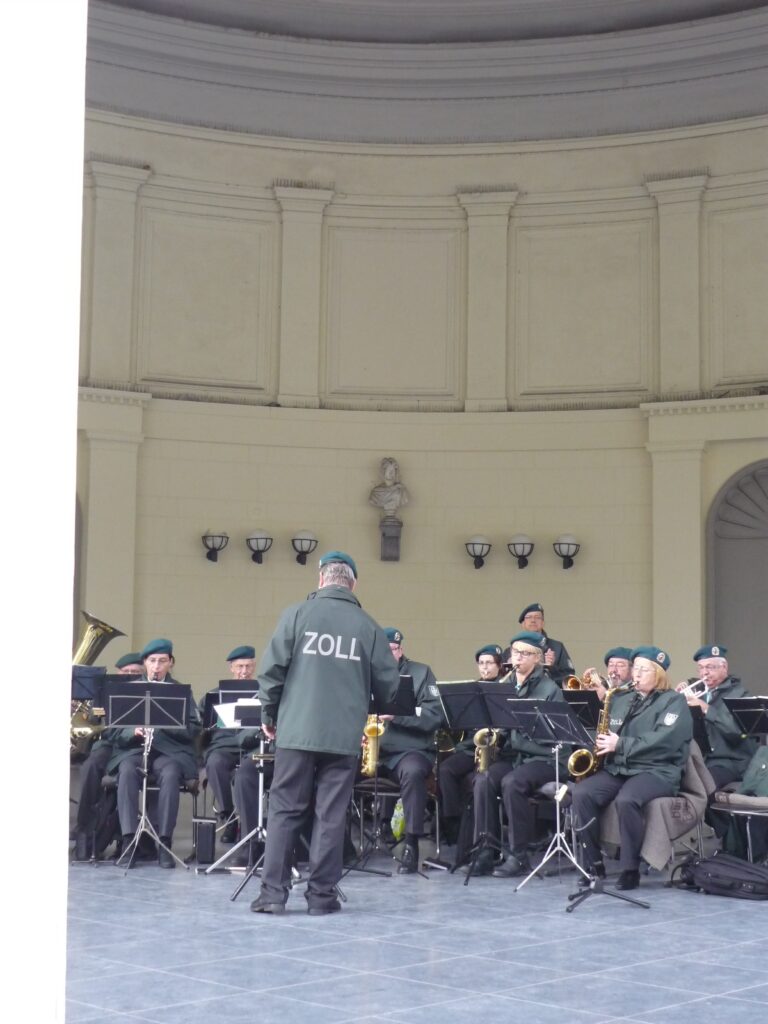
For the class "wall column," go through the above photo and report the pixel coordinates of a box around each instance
[458,190,518,411]
[646,438,706,659]
[84,160,152,383]
[644,174,708,396]
[274,185,335,408]
[78,388,149,643]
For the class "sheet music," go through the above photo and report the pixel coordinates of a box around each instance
[215,697,260,728]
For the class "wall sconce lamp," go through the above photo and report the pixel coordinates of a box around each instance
[553,534,580,569]
[291,530,318,565]
[465,535,491,569]
[508,534,534,569]
[246,529,273,564]
[202,530,229,563]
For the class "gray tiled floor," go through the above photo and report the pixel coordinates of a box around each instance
[67,842,768,1024]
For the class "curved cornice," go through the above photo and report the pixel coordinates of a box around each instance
[87,2,768,143]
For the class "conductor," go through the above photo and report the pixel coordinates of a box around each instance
[250,550,401,916]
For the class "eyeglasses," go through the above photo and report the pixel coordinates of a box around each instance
[633,666,655,675]
[510,647,537,657]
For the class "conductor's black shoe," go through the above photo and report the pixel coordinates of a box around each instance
[398,842,419,874]
[578,861,606,888]
[73,832,91,861]
[307,900,341,916]
[492,853,531,878]
[220,819,238,844]
[616,869,640,890]
[250,896,286,914]
[461,849,495,876]
[158,840,176,869]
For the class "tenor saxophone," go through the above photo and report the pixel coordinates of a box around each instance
[567,682,634,781]
[473,728,501,773]
[361,714,385,777]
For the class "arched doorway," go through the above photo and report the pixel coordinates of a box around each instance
[707,461,768,693]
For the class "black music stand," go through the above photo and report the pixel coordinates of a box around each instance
[723,696,768,739]
[102,681,192,872]
[344,674,417,879]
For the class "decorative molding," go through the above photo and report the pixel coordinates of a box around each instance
[79,386,151,408]
[86,3,768,144]
[714,467,768,538]
[641,394,768,416]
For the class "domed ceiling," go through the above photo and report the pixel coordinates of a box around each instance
[87,0,768,141]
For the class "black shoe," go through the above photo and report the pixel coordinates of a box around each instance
[398,842,419,874]
[73,832,91,861]
[158,840,176,869]
[461,849,496,876]
[578,861,606,888]
[250,895,286,914]
[492,853,532,878]
[307,900,341,916]
[220,818,238,844]
[616,869,640,890]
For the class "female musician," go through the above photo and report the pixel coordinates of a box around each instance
[438,644,504,848]
[569,645,692,890]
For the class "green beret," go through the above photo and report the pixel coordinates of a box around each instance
[227,645,256,661]
[318,550,358,579]
[475,644,503,661]
[518,603,544,624]
[115,652,143,669]
[384,628,404,644]
[509,630,547,651]
[693,644,727,661]
[631,645,670,671]
[604,646,633,665]
[141,637,173,660]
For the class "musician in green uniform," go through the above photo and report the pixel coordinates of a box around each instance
[570,645,692,890]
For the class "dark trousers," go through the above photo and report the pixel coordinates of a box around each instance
[380,751,433,835]
[473,759,557,854]
[706,764,743,837]
[439,751,475,819]
[204,749,238,816]
[233,755,268,836]
[570,770,675,870]
[259,748,358,908]
[75,743,113,832]
[116,752,184,839]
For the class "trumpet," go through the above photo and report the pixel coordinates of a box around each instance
[677,677,708,699]
[564,669,609,691]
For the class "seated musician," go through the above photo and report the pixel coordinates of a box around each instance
[106,638,200,868]
[676,644,757,837]
[503,603,574,687]
[470,630,565,878]
[199,645,261,847]
[570,645,692,890]
[438,644,504,847]
[72,651,143,861]
[582,646,633,702]
[375,628,444,873]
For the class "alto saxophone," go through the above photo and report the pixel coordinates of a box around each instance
[473,728,501,773]
[361,714,385,777]
[568,682,634,781]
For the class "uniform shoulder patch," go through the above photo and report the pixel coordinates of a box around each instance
[663,712,679,726]
[428,684,440,697]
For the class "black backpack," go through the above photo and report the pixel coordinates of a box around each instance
[669,850,768,900]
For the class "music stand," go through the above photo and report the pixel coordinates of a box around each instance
[102,681,192,872]
[344,674,417,879]
[723,696,768,739]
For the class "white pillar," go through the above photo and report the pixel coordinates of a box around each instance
[458,191,518,411]
[274,186,335,407]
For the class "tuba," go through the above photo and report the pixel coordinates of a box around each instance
[70,611,125,755]
[361,714,385,777]
[568,681,633,781]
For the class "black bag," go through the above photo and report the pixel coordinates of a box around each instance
[669,851,768,900]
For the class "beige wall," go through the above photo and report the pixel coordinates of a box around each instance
[77,111,768,695]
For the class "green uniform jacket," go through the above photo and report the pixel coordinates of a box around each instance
[499,666,567,767]
[701,676,758,774]
[258,586,401,756]
[738,746,768,796]
[606,688,692,787]
[379,655,444,767]
[106,677,201,780]
[198,688,261,760]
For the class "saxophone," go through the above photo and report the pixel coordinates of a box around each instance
[567,682,634,781]
[361,714,385,777]
[473,728,501,772]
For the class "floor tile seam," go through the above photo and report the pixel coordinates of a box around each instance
[507,972,736,999]
[499,986,755,1015]
[592,959,768,984]
[272,950,461,971]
